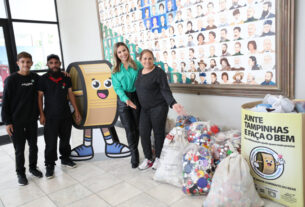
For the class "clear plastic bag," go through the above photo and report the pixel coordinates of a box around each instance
[176,115,199,130]
[182,144,214,195]
[261,94,295,113]
[187,122,211,147]
[153,127,188,187]
[203,153,264,207]
[186,121,219,148]
[211,130,241,166]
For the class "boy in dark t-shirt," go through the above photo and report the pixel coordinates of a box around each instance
[1,52,43,185]
[38,54,81,179]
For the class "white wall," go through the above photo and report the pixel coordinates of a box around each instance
[56,0,103,65]
[57,0,305,129]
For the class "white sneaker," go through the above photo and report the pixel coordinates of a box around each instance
[152,158,160,170]
[138,159,153,170]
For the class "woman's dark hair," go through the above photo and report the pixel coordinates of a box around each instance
[249,56,257,65]
[247,40,257,50]
[220,57,230,67]
[197,33,205,41]
[209,31,216,38]
[221,72,229,80]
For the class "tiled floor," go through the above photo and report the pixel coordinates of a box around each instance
[0,127,285,207]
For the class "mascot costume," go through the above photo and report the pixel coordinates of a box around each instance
[67,60,130,160]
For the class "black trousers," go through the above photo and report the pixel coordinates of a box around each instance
[118,92,140,164]
[44,117,72,166]
[109,126,119,143]
[140,103,168,160]
[11,120,38,175]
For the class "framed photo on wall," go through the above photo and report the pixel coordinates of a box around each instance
[97,0,295,98]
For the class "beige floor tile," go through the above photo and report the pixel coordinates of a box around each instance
[0,170,17,185]
[109,168,143,182]
[0,177,20,192]
[0,182,45,207]
[95,159,145,181]
[62,162,105,182]
[170,195,204,207]
[33,173,78,194]
[0,159,14,175]
[97,182,141,206]
[125,171,160,192]
[81,172,122,193]
[0,152,13,164]
[116,193,167,207]
[146,183,184,205]
[19,196,57,207]
[48,183,92,207]
[94,158,130,172]
[68,194,110,207]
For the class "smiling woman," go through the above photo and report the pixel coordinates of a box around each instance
[135,49,185,171]
[111,42,143,169]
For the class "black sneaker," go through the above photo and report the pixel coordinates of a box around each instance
[131,163,139,169]
[61,159,77,168]
[17,174,28,186]
[45,165,54,179]
[29,167,43,178]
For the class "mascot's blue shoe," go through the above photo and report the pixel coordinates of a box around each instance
[105,142,131,158]
[70,145,94,161]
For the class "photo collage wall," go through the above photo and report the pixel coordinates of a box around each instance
[98,0,277,86]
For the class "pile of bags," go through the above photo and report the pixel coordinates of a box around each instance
[204,152,264,207]
[154,115,264,207]
[251,94,305,113]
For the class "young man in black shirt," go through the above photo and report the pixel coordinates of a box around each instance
[1,52,43,185]
[38,54,81,179]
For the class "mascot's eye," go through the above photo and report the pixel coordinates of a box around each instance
[91,79,101,89]
[104,79,112,88]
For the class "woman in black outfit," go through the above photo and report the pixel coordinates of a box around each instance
[135,49,184,170]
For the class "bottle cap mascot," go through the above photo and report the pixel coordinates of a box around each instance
[67,60,130,160]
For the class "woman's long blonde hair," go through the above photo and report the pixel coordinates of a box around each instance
[112,42,137,73]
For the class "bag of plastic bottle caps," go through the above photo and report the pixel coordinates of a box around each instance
[176,115,199,130]
[154,127,188,187]
[211,142,233,165]
[211,130,240,166]
[203,153,264,207]
[187,122,219,148]
[182,144,214,195]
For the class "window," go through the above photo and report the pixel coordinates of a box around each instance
[0,0,62,72]
[0,0,6,18]
[0,0,63,103]
[9,0,56,21]
[0,27,10,97]
[14,23,61,70]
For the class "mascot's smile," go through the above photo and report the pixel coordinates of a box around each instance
[97,90,109,99]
